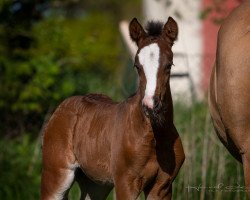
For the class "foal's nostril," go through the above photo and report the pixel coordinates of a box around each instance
[154,101,161,111]
[142,104,150,117]
[153,97,161,112]
[154,101,160,109]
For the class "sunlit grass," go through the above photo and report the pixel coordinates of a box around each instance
[172,101,248,200]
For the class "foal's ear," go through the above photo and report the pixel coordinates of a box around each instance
[129,18,146,45]
[162,17,178,44]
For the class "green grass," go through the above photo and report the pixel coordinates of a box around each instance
[0,102,248,199]
[0,135,41,200]
[172,102,248,200]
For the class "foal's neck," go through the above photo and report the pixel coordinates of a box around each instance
[129,85,174,131]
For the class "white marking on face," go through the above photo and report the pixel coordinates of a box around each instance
[138,43,160,109]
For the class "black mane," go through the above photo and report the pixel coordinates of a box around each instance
[145,21,164,37]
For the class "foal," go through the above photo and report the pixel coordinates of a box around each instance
[41,17,185,200]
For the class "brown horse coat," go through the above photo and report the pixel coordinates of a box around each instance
[209,1,250,196]
[41,17,185,200]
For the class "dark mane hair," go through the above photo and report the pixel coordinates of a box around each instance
[145,21,164,37]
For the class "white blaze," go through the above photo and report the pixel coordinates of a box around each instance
[138,43,160,109]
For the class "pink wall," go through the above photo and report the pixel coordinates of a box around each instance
[202,0,241,91]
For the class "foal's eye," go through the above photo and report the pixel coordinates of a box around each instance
[134,64,139,69]
[165,62,173,70]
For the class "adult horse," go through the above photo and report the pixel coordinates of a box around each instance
[41,17,185,200]
[208,1,250,196]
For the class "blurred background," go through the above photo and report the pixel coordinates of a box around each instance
[0,0,248,199]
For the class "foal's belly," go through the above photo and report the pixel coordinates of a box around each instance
[74,134,112,184]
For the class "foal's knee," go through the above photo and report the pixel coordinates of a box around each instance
[178,147,185,164]
[175,137,185,168]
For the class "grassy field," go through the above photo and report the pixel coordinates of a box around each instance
[0,102,248,199]
[172,102,248,200]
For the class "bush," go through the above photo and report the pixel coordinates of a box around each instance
[0,135,41,199]
[0,11,124,137]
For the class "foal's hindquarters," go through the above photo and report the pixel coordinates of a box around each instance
[41,96,114,200]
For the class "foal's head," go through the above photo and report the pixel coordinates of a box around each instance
[129,17,178,115]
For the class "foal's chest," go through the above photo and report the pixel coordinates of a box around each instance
[140,154,159,181]
[126,134,159,180]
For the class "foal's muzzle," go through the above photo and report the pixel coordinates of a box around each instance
[142,96,162,117]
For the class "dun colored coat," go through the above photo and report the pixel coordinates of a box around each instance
[41,17,185,200]
[209,1,250,197]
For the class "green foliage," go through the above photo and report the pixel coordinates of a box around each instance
[31,12,123,97]
[199,7,212,20]
[0,0,142,137]
[0,135,41,199]
[0,10,124,136]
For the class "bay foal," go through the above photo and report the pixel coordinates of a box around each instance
[41,17,185,200]
[209,1,250,196]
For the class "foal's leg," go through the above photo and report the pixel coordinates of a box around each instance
[41,144,77,200]
[41,111,78,200]
[145,128,184,200]
[75,169,113,200]
[41,166,76,200]
[144,173,172,200]
[114,176,142,200]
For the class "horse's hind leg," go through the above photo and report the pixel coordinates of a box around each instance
[41,166,76,200]
[242,150,250,197]
[41,147,77,200]
[75,169,113,200]
[41,110,79,200]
